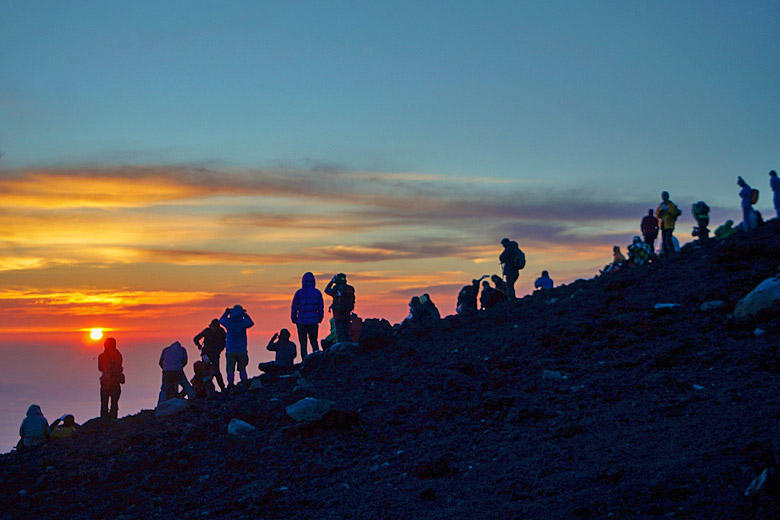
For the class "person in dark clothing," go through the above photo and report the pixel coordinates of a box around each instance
[158,341,196,404]
[18,405,50,450]
[738,176,756,231]
[640,209,659,250]
[490,275,508,298]
[420,293,440,320]
[499,238,525,300]
[258,329,297,375]
[457,278,483,314]
[291,271,324,357]
[770,170,780,219]
[480,281,504,309]
[97,337,124,419]
[190,359,216,398]
[193,319,226,391]
[691,201,710,241]
[324,273,355,343]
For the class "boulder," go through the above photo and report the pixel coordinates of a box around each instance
[248,379,264,390]
[228,418,256,435]
[700,300,726,312]
[155,398,189,418]
[358,318,395,352]
[735,276,780,319]
[285,397,333,422]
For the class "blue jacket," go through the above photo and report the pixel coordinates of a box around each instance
[291,272,324,325]
[740,184,753,208]
[220,309,254,353]
[159,341,188,372]
[20,405,50,447]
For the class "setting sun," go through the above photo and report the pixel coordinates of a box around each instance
[89,328,103,340]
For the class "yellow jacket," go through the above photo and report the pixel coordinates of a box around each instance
[656,201,681,230]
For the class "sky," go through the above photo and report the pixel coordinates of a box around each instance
[0,0,778,449]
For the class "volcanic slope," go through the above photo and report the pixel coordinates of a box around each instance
[3,222,780,520]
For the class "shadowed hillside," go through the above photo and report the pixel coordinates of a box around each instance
[3,222,780,519]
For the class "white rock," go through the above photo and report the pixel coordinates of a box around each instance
[745,468,770,496]
[228,418,256,435]
[735,276,780,319]
[155,398,189,417]
[653,303,681,310]
[285,397,333,422]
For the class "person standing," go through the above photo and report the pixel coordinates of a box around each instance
[193,319,226,391]
[290,272,324,358]
[655,191,682,257]
[219,304,254,387]
[98,337,124,419]
[158,341,195,403]
[324,273,355,343]
[738,176,756,231]
[769,170,779,219]
[499,238,525,300]
[640,209,659,250]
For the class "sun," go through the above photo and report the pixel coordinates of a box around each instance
[90,328,103,340]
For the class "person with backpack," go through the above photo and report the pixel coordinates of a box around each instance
[655,191,682,257]
[456,277,483,314]
[98,337,124,419]
[691,201,710,241]
[325,273,355,343]
[738,176,757,231]
[158,340,196,404]
[193,318,226,391]
[499,238,525,300]
[640,209,659,250]
[219,304,254,388]
[290,272,324,357]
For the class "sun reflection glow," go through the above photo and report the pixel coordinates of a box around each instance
[89,329,103,340]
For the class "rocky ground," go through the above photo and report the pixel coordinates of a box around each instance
[3,222,780,520]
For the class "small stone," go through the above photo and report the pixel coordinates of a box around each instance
[19,490,26,496]
[542,370,562,380]
[370,465,380,472]
[754,328,766,336]
[693,384,705,390]
[228,418,256,435]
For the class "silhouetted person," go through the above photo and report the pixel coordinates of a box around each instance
[50,414,79,440]
[534,270,553,290]
[258,329,297,374]
[18,405,50,450]
[158,341,195,404]
[480,281,504,309]
[499,238,525,300]
[770,170,780,219]
[291,272,324,357]
[656,191,681,257]
[691,201,710,241]
[98,337,124,419]
[220,304,254,387]
[612,246,626,267]
[457,278,482,314]
[490,275,508,297]
[641,209,659,250]
[420,293,440,320]
[325,273,355,343]
[715,219,737,241]
[627,236,653,265]
[193,319,226,391]
[190,359,216,398]
[738,176,756,231]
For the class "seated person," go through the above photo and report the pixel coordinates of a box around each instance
[320,318,337,350]
[534,270,553,290]
[420,293,440,320]
[480,282,505,309]
[258,329,297,374]
[715,220,738,241]
[18,404,51,450]
[627,236,653,265]
[490,275,508,298]
[50,414,79,440]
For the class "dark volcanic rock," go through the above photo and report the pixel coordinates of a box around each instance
[4,222,780,519]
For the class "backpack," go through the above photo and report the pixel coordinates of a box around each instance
[515,248,526,270]
[751,189,759,204]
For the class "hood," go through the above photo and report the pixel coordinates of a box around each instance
[302,272,316,288]
[26,404,43,417]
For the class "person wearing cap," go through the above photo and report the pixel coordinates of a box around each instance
[769,170,780,219]
[50,414,79,440]
[219,304,255,387]
[158,340,196,403]
[324,273,356,343]
[193,318,227,391]
[98,337,124,419]
[534,270,554,290]
[655,191,682,257]
[738,177,755,231]
[290,271,324,358]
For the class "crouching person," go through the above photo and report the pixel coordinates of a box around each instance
[158,341,195,404]
[258,329,297,375]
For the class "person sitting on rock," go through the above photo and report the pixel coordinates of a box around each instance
[258,329,297,375]
[420,293,440,320]
[715,219,738,241]
[627,236,653,266]
[480,281,505,309]
[18,404,51,450]
[534,270,554,290]
[50,414,79,440]
[490,275,508,297]
[457,277,485,314]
